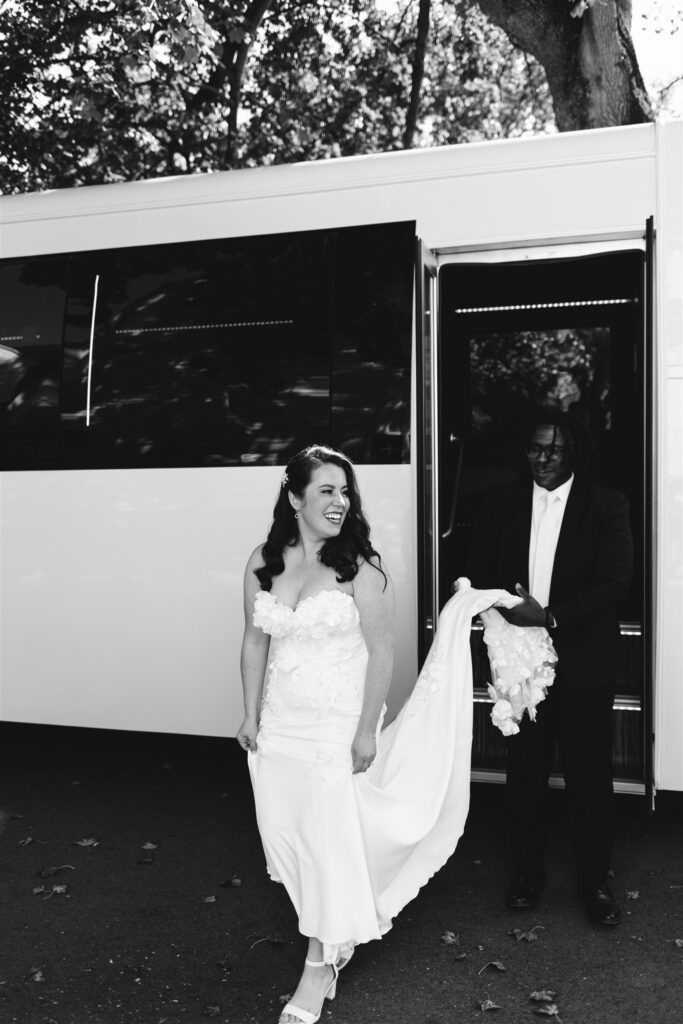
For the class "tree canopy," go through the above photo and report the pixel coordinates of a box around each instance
[0,0,663,195]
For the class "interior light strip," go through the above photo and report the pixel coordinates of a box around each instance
[454,298,636,314]
[115,319,294,335]
[0,335,23,342]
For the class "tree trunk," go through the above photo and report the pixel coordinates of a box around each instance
[473,0,652,131]
[403,0,431,149]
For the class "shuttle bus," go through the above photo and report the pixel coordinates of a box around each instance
[1,121,681,801]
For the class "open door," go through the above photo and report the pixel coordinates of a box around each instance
[436,239,652,793]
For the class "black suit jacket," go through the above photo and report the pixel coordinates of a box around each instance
[467,475,634,691]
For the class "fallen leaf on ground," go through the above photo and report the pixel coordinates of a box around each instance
[32,886,46,896]
[27,967,45,982]
[454,952,467,960]
[44,884,68,899]
[18,837,46,846]
[250,931,286,949]
[440,930,459,945]
[203,895,216,904]
[626,890,640,900]
[39,865,75,878]
[530,991,557,1002]
[478,997,501,1011]
[278,993,293,1005]
[534,1004,561,1018]
[509,926,544,942]
[203,1006,220,1018]
[141,842,158,851]
[478,961,506,975]
[673,939,683,948]
[73,838,99,849]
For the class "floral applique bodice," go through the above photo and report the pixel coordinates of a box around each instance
[253,589,369,730]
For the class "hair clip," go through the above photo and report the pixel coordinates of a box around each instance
[281,471,289,488]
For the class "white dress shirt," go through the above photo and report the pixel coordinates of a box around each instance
[528,474,574,609]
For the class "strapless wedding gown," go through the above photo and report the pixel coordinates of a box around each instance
[247,584,513,964]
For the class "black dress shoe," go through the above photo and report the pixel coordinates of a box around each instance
[584,887,621,926]
[506,875,543,910]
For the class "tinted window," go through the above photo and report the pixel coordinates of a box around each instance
[0,259,67,468]
[330,224,414,463]
[59,223,414,469]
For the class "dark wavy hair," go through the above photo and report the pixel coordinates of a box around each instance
[524,405,599,480]
[254,445,386,591]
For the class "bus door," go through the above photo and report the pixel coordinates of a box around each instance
[431,240,652,794]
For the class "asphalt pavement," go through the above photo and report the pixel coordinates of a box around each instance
[0,723,681,1024]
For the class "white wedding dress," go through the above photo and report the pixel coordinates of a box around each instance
[247,584,516,965]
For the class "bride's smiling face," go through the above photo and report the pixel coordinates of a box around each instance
[291,463,350,538]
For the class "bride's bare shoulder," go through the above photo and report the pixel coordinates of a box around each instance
[354,555,393,599]
[245,543,266,571]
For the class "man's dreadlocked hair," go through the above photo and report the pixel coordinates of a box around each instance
[523,405,599,480]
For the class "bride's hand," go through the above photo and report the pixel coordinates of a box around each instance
[237,717,259,753]
[351,732,376,774]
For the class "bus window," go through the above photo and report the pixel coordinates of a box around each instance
[330,223,414,464]
[0,259,67,469]
[61,233,334,468]
[60,222,415,469]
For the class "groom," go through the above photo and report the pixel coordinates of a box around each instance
[467,407,633,926]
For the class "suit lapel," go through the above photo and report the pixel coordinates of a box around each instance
[551,476,587,597]
[511,485,533,589]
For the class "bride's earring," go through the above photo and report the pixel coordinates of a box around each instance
[294,511,300,519]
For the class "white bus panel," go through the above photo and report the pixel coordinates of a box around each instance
[1,121,680,795]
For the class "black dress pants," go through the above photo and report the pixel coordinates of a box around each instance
[505,679,615,895]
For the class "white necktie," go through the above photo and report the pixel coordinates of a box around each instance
[531,492,557,607]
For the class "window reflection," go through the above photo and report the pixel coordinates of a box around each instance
[0,260,67,468]
[60,223,415,468]
[330,224,414,463]
[469,326,612,442]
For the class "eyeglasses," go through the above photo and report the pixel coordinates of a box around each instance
[525,443,565,461]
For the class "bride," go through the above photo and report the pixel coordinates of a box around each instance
[237,444,516,1024]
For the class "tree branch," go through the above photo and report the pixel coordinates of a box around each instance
[403,0,431,149]
[185,0,274,116]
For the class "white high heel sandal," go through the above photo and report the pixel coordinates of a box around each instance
[278,958,339,1024]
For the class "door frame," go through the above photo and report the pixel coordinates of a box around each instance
[417,230,654,796]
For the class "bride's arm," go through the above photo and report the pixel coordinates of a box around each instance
[352,557,395,773]
[237,547,271,753]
